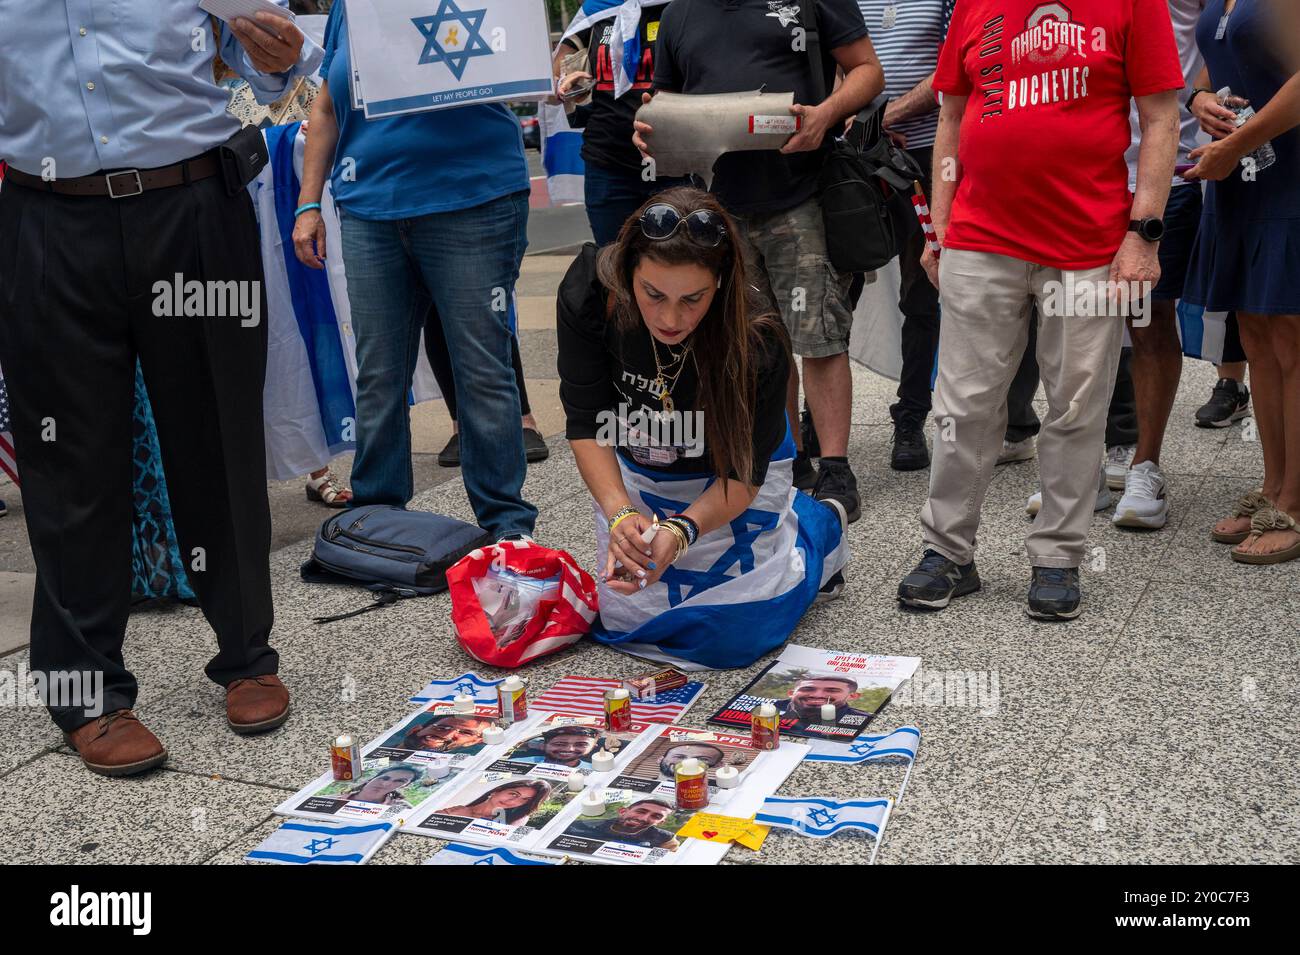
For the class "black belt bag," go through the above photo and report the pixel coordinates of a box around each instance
[217,124,270,196]
[801,2,925,274]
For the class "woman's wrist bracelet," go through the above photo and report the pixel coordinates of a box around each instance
[608,505,639,533]
[667,514,699,546]
[294,202,322,217]
[661,519,689,563]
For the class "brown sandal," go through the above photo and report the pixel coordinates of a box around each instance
[306,471,352,508]
[1230,507,1300,565]
[1211,489,1269,544]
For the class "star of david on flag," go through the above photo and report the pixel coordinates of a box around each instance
[247,821,394,865]
[412,0,493,81]
[804,726,922,764]
[409,671,502,705]
[755,796,892,840]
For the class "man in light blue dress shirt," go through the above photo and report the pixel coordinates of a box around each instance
[0,1,321,777]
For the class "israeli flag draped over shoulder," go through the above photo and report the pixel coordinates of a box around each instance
[592,430,849,671]
[542,0,672,205]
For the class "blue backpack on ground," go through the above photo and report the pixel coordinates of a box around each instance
[301,505,493,621]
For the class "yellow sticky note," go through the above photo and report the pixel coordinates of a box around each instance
[646,21,659,42]
[677,812,770,851]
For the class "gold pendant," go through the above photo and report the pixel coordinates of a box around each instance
[662,391,674,414]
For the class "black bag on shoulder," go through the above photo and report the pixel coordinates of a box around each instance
[801,2,923,274]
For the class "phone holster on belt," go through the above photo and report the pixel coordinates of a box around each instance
[217,125,269,196]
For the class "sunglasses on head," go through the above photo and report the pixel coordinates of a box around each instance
[638,203,729,247]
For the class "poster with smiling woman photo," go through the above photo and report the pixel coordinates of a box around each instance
[410,773,580,847]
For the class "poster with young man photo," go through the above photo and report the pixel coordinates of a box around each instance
[708,646,921,742]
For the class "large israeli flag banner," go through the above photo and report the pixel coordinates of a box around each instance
[246,820,394,864]
[591,432,849,671]
[756,796,892,840]
[805,726,921,764]
[410,671,503,705]
[347,0,553,117]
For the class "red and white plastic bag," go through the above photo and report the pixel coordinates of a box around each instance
[447,539,599,668]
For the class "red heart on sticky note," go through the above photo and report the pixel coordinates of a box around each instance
[703,830,719,839]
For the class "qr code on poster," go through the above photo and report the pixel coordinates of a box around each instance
[645,848,669,864]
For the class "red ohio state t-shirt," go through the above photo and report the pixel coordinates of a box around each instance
[933,0,1183,269]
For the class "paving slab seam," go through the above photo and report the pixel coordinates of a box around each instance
[116,763,298,793]
[0,743,64,782]
[197,812,283,865]
[989,575,1159,862]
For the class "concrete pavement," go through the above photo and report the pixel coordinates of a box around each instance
[0,254,1296,865]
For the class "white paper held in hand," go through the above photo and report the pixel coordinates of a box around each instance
[199,0,296,31]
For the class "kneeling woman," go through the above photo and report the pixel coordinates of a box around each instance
[557,188,848,670]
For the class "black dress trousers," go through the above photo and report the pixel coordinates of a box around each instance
[0,172,277,732]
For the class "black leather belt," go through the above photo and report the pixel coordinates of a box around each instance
[5,152,221,198]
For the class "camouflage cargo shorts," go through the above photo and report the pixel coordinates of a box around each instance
[731,196,859,359]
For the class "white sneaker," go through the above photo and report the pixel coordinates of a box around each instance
[1112,460,1169,529]
[997,436,1037,466]
[1104,444,1135,490]
[1026,464,1113,517]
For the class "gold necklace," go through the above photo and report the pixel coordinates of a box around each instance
[650,334,693,414]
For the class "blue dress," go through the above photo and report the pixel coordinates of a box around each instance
[1184,0,1300,315]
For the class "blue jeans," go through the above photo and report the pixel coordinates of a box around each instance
[340,191,537,538]
[583,160,686,246]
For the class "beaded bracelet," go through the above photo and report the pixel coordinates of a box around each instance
[608,505,639,533]
[667,514,699,546]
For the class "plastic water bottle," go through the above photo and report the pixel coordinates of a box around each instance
[1218,86,1277,172]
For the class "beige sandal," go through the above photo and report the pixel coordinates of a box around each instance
[305,472,352,508]
[1230,506,1300,565]
[1211,489,1269,544]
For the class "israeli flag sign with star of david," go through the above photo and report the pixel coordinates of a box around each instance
[409,671,502,706]
[346,0,554,118]
[246,820,395,865]
[804,726,921,764]
[755,796,892,840]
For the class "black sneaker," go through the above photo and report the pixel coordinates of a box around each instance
[793,451,818,491]
[1026,566,1082,620]
[897,549,981,609]
[437,432,461,467]
[890,422,930,471]
[815,569,846,603]
[800,405,821,459]
[813,459,861,523]
[523,427,550,463]
[1195,378,1250,428]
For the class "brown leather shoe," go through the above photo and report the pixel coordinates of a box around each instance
[227,674,290,734]
[64,710,167,778]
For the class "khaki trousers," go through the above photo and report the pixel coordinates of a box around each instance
[920,249,1125,568]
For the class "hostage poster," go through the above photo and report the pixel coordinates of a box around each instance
[708,646,921,742]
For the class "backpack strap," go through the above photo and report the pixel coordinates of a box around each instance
[798,1,827,105]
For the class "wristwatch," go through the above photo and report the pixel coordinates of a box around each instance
[1185,87,1214,111]
[1129,217,1165,242]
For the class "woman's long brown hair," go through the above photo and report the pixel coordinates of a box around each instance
[596,186,789,491]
